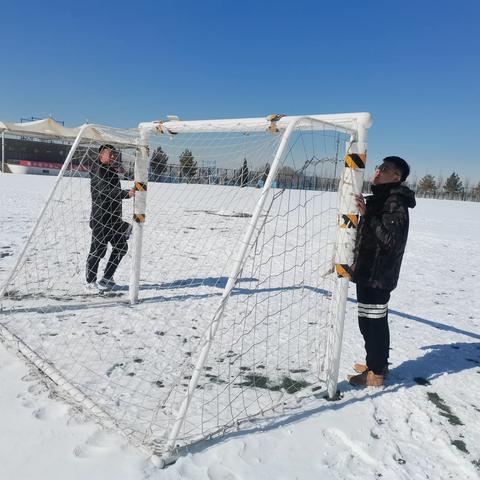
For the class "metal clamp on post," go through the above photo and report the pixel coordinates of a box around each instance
[155,121,177,136]
[266,114,285,133]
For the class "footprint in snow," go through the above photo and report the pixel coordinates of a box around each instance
[32,403,70,421]
[85,429,123,449]
[27,382,49,395]
[73,429,130,460]
[206,464,241,480]
[21,399,35,409]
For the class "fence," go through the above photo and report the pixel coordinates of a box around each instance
[406,187,480,202]
[146,164,359,192]
[146,166,480,202]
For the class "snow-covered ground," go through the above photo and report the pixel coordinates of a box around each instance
[1,173,479,480]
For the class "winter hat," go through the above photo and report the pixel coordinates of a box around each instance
[98,144,116,154]
[383,156,410,182]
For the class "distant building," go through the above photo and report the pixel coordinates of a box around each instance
[3,136,89,176]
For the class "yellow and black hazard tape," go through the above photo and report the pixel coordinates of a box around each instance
[344,153,366,169]
[339,213,359,228]
[134,182,147,192]
[335,263,353,279]
[133,213,146,223]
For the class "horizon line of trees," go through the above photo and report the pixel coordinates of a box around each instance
[149,147,271,185]
[148,147,480,200]
[414,172,480,197]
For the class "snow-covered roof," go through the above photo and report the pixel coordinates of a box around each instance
[0,118,140,147]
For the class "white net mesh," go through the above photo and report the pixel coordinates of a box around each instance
[0,120,351,455]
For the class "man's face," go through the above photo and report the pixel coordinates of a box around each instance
[99,148,117,166]
[372,162,402,185]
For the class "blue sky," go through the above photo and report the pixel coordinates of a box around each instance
[1,0,479,183]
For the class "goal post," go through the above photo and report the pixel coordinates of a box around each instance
[0,112,371,463]
[129,128,150,304]
[325,125,369,399]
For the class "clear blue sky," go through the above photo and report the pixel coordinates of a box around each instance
[1,0,479,183]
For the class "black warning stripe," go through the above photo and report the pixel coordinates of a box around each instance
[335,264,353,279]
[134,182,147,192]
[133,213,146,223]
[340,214,359,228]
[344,153,366,169]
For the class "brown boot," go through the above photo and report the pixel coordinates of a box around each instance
[348,370,384,387]
[353,363,389,376]
[353,363,368,373]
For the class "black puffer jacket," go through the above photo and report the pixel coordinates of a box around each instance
[89,161,130,231]
[352,182,416,291]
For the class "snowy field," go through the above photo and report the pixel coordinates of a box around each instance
[1,173,480,480]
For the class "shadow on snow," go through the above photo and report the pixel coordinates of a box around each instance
[3,275,478,342]
[182,340,480,458]
[2,273,479,459]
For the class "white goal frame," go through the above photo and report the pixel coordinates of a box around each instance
[135,113,371,458]
[0,112,371,464]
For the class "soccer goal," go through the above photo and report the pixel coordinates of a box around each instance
[0,112,371,464]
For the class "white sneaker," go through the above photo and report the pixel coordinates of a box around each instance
[98,277,116,291]
[85,282,100,293]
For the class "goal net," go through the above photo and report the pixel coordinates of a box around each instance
[0,113,370,461]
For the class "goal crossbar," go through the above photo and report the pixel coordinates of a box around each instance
[139,112,372,135]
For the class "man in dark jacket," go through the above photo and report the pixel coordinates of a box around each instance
[86,144,135,291]
[348,156,416,387]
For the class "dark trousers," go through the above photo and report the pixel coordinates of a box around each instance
[356,284,391,375]
[86,223,129,283]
